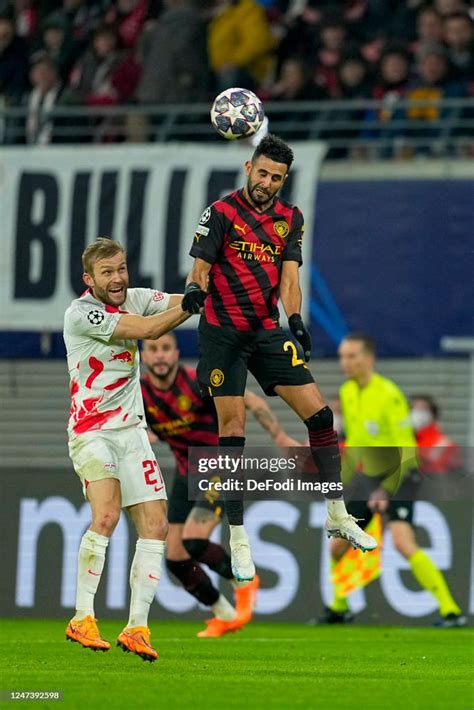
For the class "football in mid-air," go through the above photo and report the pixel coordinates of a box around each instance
[210,87,265,140]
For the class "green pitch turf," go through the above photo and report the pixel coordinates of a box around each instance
[1,620,472,710]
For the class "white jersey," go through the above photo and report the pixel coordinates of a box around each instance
[64,287,170,440]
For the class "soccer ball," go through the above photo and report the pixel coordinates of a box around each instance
[210,87,265,140]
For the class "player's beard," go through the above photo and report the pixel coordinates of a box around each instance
[146,362,177,382]
[93,282,128,306]
[246,177,278,207]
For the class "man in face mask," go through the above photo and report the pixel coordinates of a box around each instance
[410,395,463,474]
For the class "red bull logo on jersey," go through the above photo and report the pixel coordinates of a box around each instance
[109,350,134,365]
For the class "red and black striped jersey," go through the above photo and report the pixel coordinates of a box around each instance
[140,366,218,477]
[189,189,304,331]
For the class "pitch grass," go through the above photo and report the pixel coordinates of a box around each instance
[1,620,472,710]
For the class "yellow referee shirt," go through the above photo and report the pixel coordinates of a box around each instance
[339,372,417,492]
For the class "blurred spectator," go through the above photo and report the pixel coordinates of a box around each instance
[314,14,349,97]
[373,46,411,100]
[412,6,444,54]
[337,51,373,99]
[433,0,470,17]
[0,14,29,103]
[55,0,108,46]
[63,24,141,142]
[13,0,40,41]
[24,53,62,143]
[444,12,474,83]
[393,42,466,156]
[105,0,150,49]
[327,52,373,157]
[208,0,276,92]
[137,0,208,104]
[410,394,463,473]
[363,46,411,155]
[263,56,327,138]
[65,24,140,105]
[39,12,75,81]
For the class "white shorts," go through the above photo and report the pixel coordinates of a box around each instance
[68,427,167,508]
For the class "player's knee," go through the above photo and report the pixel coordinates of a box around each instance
[305,405,333,431]
[182,538,208,560]
[140,516,169,541]
[93,508,120,536]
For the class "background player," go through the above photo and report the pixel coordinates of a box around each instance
[64,238,193,661]
[181,133,376,582]
[141,333,295,637]
[321,332,466,627]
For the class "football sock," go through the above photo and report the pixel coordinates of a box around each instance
[183,538,233,579]
[305,406,344,500]
[166,558,220,606]
[326,498,348,521]
[74,529,109,620]
[211,594,237,621]
[409,549,461,616]
[330,559,349,613]
[127,539,165,628]
[219,436,245,525]
[229,524,251,550]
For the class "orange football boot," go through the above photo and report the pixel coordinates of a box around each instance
[197,616,245,638]
[65,615,111,651]
[235,575,260,624]
[117,626,158,662]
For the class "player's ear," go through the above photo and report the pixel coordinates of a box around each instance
[244,160,252,176]
[83,271,93,288]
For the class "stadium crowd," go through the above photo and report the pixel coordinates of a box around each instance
[0,0,473,150]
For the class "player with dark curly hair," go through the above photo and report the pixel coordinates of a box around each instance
[182,134,377,582]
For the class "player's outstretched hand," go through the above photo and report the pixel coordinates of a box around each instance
[182,282,207,314]
[289,314,312,362]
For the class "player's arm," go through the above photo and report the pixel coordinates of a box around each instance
[280,260,302,317]
[244,389,300,447]
[182,204,225,314]
[167,294,184,309]
[186,258,212,292]
[112,305,191,340]
[280,261,312,362]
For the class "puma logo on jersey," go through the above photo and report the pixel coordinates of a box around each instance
[234,223,248,235]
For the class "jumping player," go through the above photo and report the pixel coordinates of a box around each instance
[181,134,377,581]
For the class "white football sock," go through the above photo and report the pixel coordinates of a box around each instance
[211,594,237,621]
[326,498,348,520]
[229,525,249,544]
[74,530,109,620]
[127,539,165,628]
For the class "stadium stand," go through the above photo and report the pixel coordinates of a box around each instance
[0,0,472,155]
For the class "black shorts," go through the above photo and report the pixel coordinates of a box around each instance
[198,318,314,396]
[167,474,224,524]
[347,499,414,528]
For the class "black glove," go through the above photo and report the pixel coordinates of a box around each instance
[182,282,207,314]
[288,313,312,362]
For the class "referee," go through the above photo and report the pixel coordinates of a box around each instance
[321,332,466,627]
